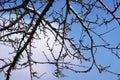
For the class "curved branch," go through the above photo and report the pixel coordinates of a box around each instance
[0,0,30,12]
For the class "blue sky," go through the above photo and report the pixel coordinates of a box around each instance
[0,0,120,80]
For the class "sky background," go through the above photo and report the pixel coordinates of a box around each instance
[0,0,120,80]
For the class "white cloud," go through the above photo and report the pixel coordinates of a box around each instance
[0,13,94,80]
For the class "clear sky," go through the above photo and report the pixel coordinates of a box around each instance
[0,0,120,80]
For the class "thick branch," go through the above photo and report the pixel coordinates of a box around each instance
[6,0,55,80]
